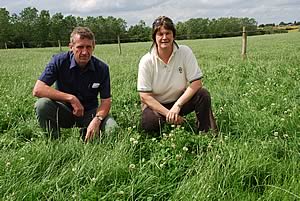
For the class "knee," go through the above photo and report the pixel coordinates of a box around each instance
[141,108,162,132]
[194,88,212,106]
[103,116,118,133]
[197,88,211,98]
[34,98,54,115]
[198,88,211,99]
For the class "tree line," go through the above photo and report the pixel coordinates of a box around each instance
[0,7,289,48]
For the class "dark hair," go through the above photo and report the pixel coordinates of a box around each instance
[152,16,176,43]
[70,26,95,44]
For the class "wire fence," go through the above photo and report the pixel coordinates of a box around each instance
[0,29,288,50]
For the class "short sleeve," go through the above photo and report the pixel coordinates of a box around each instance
[99,65,111,99]
[38,56,58,86]
[183,46,203,82]
[137,54,153,92]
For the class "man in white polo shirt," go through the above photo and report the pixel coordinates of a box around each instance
[137,16,217,134]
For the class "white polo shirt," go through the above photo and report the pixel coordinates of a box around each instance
[137,43,203,104]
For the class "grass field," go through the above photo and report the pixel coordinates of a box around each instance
[0,32,299,200]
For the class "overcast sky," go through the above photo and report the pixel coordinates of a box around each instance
[1,0,299,26]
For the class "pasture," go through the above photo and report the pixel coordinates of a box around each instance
[0,32,299,200]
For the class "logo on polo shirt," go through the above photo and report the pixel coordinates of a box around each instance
[178,66,183,73]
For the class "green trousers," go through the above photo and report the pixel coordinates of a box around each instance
[34,98,118,139]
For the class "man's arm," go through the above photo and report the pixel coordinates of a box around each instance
[85,97,111,142]
[32,80,84,116]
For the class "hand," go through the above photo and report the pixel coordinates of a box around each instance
[70,96,84,117]
[166,104,184,124]
[85,117,101,142]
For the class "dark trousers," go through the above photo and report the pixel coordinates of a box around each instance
[34,98,117,138]
[141,88,217,133]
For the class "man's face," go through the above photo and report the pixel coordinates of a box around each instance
[70,34,95,67]
[155,26,174,50]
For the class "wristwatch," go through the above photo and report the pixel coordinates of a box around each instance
[95,115,104,121]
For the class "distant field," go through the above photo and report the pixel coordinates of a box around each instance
[0,32,299,200]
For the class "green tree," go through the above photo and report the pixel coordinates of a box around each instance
[0,8,11,47]
[176,21,187,40]
[127,20,151,42]
[19,7,39,46]
[34,10,51,47]
[49,13,68,46]
[185,18,209,39]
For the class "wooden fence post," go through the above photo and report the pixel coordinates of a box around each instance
[5,42,7,49]
[58,40,62,51]
[242,26,247,59]
[117,35,122,55]
[22,41,25,49]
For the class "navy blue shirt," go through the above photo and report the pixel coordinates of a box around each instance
[39,51,111,111]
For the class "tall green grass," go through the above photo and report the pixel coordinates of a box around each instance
[0,32,299,200]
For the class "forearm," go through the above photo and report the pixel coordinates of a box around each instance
[140,93,169,116]
[95,98,111,118]
[175,80,202,107]
[33,80,74,103]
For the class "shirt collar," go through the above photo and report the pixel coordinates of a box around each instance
[151,41,179,57]
[69,51,95,71]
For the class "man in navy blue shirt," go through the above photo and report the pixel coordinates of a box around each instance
[33,27,117,142]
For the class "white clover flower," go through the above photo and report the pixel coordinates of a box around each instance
[129,164,136,170]
[183,146,188,152]
[176,154,182,160]
[216,155,221,160]
[273,132,278,136]
[171,143,176,149]
[129,137,135,142]
[91,177,96,182]
[271,103,276,106]
[6,162,11,167]
[283,134,289,138]
[171,124,175,128]
[159,163,165,168]
[20,157,25,161]
[152,138,157,142]
[280,118,285,121]
[133,140,138,145]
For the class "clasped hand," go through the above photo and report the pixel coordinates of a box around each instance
[70,96,84,117]
[166,105,184,124]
